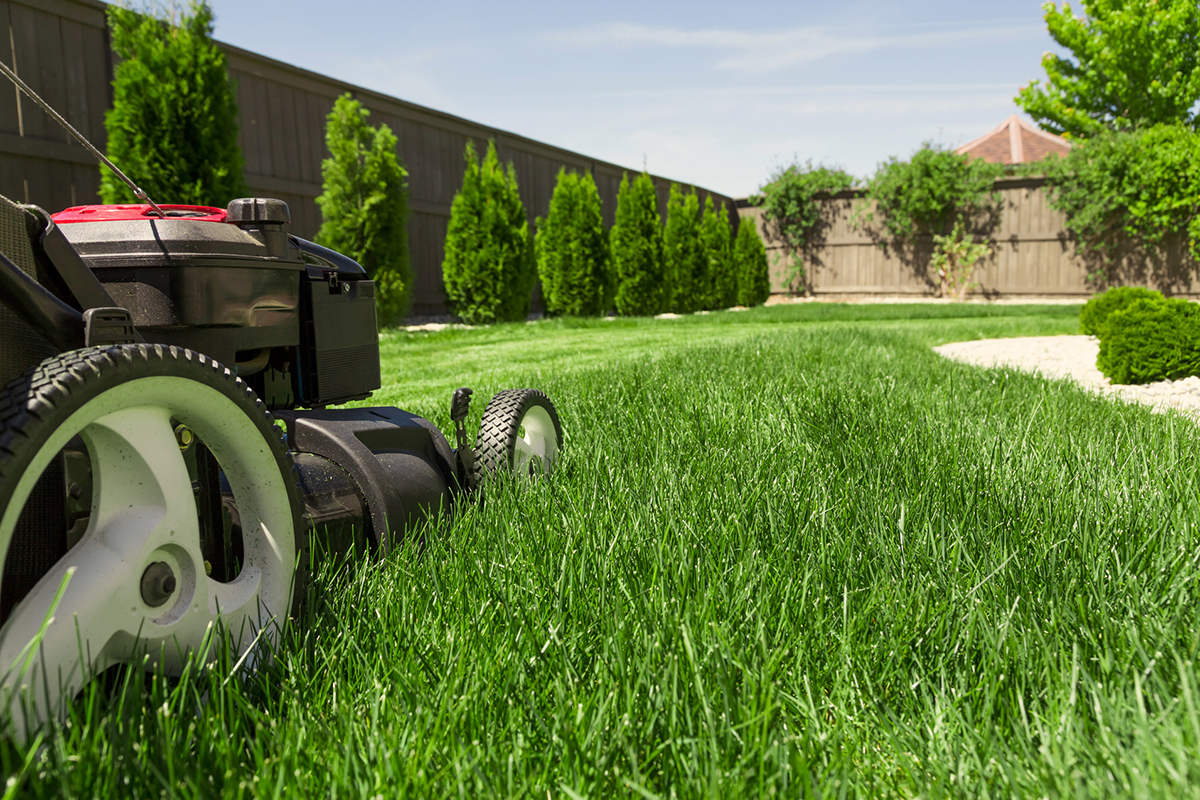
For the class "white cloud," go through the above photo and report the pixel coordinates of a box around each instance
[544,23,1042,74]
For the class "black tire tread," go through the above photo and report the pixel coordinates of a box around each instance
[0,344,307,617]
[476,388,563,479]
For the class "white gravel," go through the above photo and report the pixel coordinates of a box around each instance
[934,335,1200,419]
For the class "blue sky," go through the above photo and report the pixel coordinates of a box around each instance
[207,0,1060,198]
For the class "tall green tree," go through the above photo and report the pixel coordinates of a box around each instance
[664,184,705,314]
[734,217,771,307]
[700,197,735,309]
[611,172,666,316]
[535,169,611,317]
[102,1,247,206]
[1016,0,1200,138]
[314,94,412,325]
[442,140,535,324]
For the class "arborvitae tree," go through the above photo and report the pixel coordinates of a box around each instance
[701,196,735,310]
[442,140,536,324]
[536,169,611,316]
[611,172,666,316]
[314,94,412,325]
[734,217,770,307]
[664,184,706,313]
[102,1,248,206]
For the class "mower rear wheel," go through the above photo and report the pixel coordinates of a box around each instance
[477,389,563,479]
[0,344,301,736]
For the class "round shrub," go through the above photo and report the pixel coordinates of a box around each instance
[1079,286,1163,336]
[1097,297,1200,384]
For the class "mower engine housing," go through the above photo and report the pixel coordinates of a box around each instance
[53,198,380,410]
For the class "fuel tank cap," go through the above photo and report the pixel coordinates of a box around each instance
[226,197,290,226]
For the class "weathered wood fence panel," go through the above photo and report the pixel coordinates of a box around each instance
[3,0,737,315]
[740,176,1200,298]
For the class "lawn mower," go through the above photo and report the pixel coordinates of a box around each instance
[0,64,563,738]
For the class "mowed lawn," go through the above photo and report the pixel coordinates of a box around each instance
[15,302,1200,798]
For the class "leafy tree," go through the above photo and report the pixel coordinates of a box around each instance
[314,94,412,325]
[664,184,705,313]
[700,197,735,309]
[442,140,535,324]
[102,1,247,206]
[865,144,1004,241]
[752,161,854,288]
[734,217,770,307]
[535,169,611,316]
[1042,123,1200,282]
[611,172,666,316]
[1016,0,1200,139]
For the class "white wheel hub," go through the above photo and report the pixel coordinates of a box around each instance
[513,405,560,476]
[0,376,295,733]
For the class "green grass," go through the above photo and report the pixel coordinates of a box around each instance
[15,301,1200,797]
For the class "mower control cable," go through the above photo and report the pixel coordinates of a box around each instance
[0,58,166,218]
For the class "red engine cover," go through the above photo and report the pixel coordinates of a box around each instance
[52,204,227,223]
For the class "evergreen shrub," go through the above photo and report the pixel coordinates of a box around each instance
[315,94,412,325]
[536,169,611,316]
[1098,297,1200,384]
[664,184,705,313]
[442,141,535,324]
[701,197,735,310]
[734,217,771,307]
[1080,286,1163,336]
[611,172,666,316]
[103,1,247,206]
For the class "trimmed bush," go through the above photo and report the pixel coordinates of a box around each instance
[315,94,412,325]
[734,217,770,307]
[1098,297,1200,384]
[701,197,735,310]
[1079,286,1163,336]
[442,141,536,324]
[612,172,666,316]
[102,1,247,206]
[536,169,611,316]
[664,184,705,313]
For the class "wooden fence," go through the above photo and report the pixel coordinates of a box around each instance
[739,176,1200,299]
[1,0,737,315]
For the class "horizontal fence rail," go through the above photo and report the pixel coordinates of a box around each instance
[1,0,738,316]
[739,177,1200,299]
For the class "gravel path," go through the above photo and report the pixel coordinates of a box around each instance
[933,335,1200,419]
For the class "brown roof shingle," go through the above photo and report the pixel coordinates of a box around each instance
[955,115,1071,164]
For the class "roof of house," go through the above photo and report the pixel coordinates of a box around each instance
[954,114,1071,164]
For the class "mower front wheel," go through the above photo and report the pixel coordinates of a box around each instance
[0,344,302,736]
[477,388,563,480]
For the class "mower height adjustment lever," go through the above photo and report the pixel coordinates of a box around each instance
[450,387,477,490]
